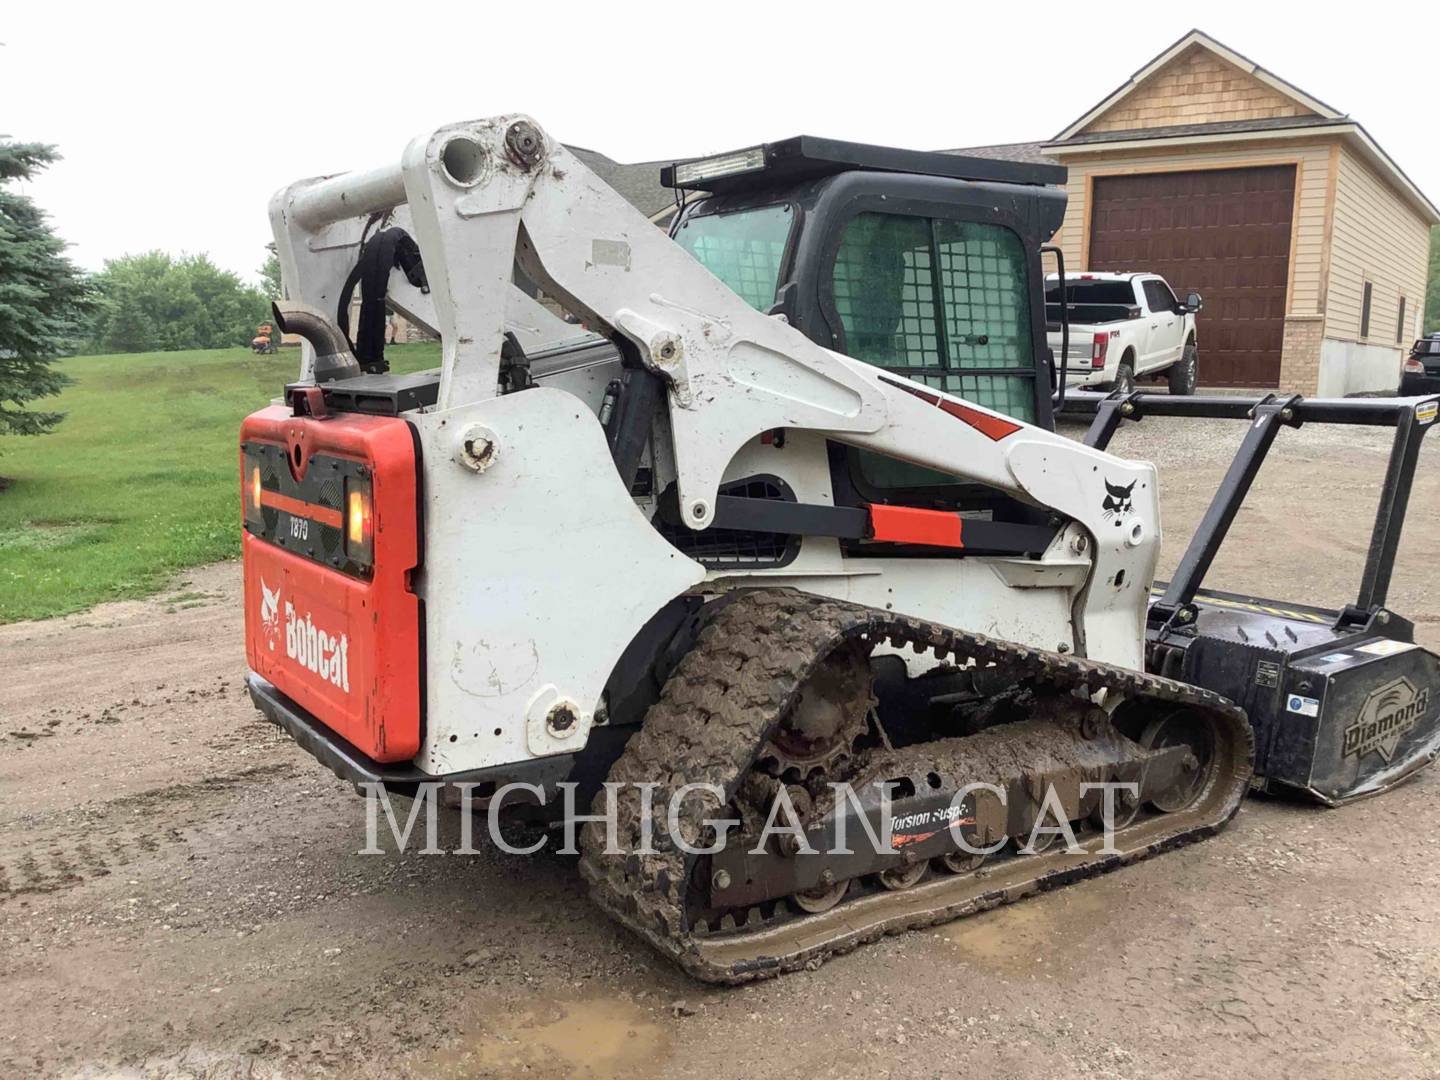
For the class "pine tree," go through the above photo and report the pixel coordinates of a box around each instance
[0,142,89,437]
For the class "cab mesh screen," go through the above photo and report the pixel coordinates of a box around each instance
[831,214,938,369]
[831,213,1036,424]
[935,220,1032,372]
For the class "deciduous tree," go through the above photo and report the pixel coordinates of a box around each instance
[87,251,271,354]
[259,246,283,301]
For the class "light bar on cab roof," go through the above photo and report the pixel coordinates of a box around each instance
[672,146,767,187]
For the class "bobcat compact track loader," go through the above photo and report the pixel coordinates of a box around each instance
[242,115,1440,982]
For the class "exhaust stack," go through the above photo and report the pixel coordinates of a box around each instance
[272,302,361,384]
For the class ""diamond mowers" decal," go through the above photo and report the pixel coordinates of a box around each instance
[1342,677,1429,763]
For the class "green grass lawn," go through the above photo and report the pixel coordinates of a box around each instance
[0,342,440,623]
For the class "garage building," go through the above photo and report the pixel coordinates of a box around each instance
[1029,30,1436,394]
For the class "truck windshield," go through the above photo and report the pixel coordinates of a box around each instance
[1045,279,1134,305]
[673,204,792,312]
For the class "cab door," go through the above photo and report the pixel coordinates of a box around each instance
[815,197,1047,425]
[1140,277,1184,371]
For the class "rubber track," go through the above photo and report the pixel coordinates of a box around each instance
[578,589,1251,983]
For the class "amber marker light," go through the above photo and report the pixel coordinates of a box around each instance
[348,487,373,548]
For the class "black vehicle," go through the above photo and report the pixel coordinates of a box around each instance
[1400,333,1440,395]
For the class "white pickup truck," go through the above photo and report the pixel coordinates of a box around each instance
[1045,272,1203,395]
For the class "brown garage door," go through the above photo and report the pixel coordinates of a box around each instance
[1087,165,1295,387]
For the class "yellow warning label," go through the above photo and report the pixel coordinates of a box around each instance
[1416,400,1438,425]
[1151,588,1330,625]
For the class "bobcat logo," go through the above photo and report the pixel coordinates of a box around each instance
[259,579,281,651]
[1102,478,1136,526]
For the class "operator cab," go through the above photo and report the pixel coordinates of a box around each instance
[664,136,1068,428]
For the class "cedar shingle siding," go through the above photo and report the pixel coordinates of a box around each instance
[1081,46,1314,134]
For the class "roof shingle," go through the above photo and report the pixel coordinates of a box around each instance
[566,145,675,218]
[939,141,1059,166]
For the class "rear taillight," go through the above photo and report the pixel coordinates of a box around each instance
[1404,358,1425,374]
[1091,332,1110,370]
[345,478,374,567]
[243,453,263,525]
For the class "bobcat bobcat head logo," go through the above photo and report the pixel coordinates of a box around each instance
[259,579,281,650]
[1102,479,1136,525]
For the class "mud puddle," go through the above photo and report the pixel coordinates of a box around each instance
[419,996,671,1078]
[942,884,1113,974]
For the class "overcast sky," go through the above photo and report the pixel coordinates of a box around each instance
[5,1,1436,284]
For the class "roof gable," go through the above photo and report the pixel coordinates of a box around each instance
[1056,30,1343,141]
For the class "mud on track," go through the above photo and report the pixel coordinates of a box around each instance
[2,417,1439,1078]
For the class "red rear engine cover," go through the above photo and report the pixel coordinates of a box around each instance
[241,406,421,762]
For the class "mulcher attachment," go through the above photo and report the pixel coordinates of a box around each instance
[578,589,1253,984]
[1153,592,1440,805]
[1075,389,1440,805]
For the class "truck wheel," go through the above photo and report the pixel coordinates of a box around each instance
[1168,343,1198,395]
[1110,361,1136,396]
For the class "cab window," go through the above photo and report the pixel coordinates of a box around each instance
[1142,279,1178,313]
[674,204,793,312]
[831,212,1037,423]
[936,219,1036,421]
[831,214,939,368]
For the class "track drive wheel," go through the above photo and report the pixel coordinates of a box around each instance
[758,641,873,782]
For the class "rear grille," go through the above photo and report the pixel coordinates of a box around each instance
[243,442,370,578]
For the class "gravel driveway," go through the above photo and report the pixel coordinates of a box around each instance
[3,412,1438,1078]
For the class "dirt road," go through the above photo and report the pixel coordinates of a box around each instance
[3,416,1439,1078]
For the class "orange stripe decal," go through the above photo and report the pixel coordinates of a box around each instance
[936,398,1023,441]
[885,378,941,407]
[261,489,344,528]
[879,375,1022,440]
[869,505,964,548]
